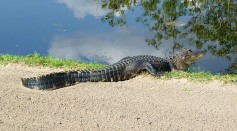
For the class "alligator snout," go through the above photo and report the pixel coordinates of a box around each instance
[194,49,207,58]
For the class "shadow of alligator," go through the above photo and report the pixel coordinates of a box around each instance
[21,49,206,90]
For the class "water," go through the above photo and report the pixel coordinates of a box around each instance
[0,0,236,74]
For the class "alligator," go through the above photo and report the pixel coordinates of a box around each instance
[21,49,206,90]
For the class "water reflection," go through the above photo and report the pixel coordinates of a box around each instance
[56,0,108,18]
[49,30,230,74]
[0,0,235,74]
[49,28,168,64]
[99,0,237,73]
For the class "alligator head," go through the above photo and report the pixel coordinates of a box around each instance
[169,49,207,70]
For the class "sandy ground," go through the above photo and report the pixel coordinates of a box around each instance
[0,64,237,131]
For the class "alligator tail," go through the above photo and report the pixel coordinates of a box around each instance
[21,67,122,90]
[21,70,91,90]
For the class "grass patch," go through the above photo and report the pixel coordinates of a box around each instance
[163,71,213,81]
[163,71,237,84]
[0,52,105,70]
[0,53,236,84]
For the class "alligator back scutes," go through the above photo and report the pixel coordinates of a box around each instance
[115,55,164,64]
[120,55,166,64]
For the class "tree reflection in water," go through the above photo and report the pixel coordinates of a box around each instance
[100,0,237,74]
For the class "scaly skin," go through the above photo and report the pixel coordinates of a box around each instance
[21,49,207,90]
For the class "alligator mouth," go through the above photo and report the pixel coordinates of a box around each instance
[194,49,207,58]
[186,49,207,64]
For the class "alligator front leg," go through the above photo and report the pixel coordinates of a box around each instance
[143,62,164,76]
[124,61,164,79]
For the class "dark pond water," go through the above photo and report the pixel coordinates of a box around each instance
[1,0,236,74]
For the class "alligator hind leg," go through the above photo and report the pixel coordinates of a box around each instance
[143,62,164,76]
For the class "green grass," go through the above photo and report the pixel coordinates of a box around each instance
[0,53,236,84]
[0,52,105,70]
[162,71,237,84]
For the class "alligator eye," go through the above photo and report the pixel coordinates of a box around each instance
[187,49,192,53]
